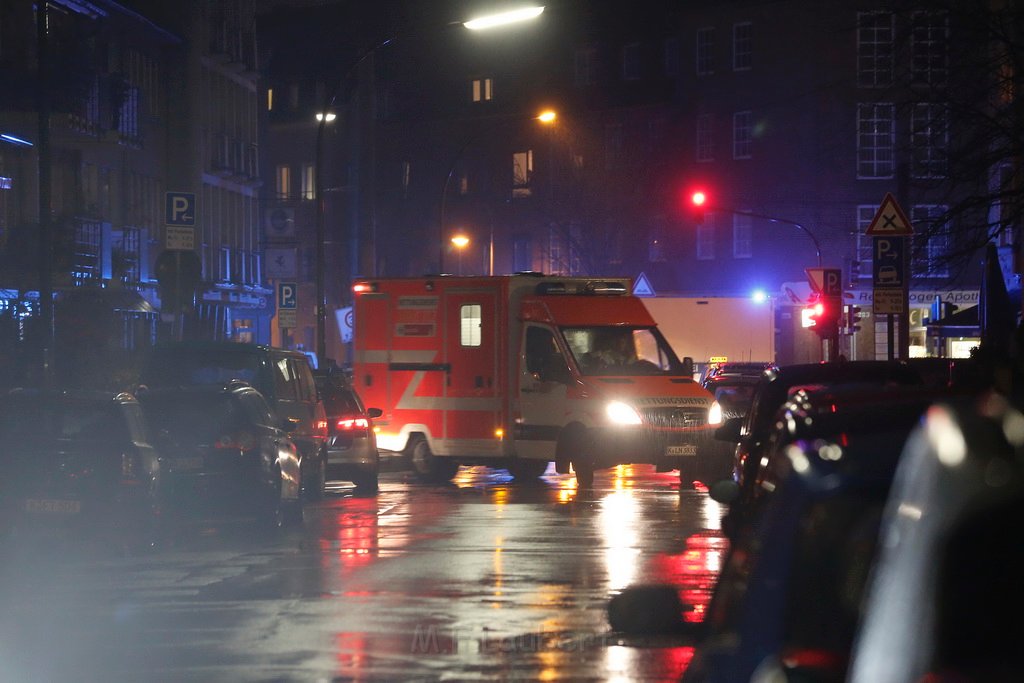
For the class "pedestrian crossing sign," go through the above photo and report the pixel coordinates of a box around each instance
[633,272,656,297]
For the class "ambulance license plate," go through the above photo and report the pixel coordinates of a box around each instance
[666,445,698,457]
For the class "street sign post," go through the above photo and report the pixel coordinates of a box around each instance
[865,193,914,359]
[805,267,842,360]
[278,282,297,330]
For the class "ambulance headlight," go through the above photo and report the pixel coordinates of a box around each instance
[708,401,723,426]
[606,401,643,426]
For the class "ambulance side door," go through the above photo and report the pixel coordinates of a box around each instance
[515,324,570,460]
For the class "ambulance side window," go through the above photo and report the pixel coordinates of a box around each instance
[460,304,482,347]
[524,327,569,383]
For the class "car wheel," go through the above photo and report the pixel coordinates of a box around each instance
[678,463,696,490]
[352,468,380,494]
[559,426,597,489]
[409,435,458,483]
[507,459,549,481]
[302,450,326,501]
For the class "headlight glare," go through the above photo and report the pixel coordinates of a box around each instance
[606,400,642,426]
[708,401,723,425]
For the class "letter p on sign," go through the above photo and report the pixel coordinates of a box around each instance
[165,192,196,226]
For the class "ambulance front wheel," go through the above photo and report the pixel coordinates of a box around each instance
[409,435,459,483]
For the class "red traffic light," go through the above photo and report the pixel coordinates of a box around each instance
[685,188,708,224]
[691,190,707,206]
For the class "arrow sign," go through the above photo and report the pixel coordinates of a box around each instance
[865,193,914,236]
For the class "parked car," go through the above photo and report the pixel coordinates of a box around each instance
[714,361,927,504]
[701,361,775,384]
[314,369,382,493]
[610,384,973,683]
[698,372,763,485]
[139,342,328,500]
[138,381,303,527]
[0,388,163,551]
[848,391,1023,683]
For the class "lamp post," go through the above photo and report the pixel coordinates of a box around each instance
[699,203,823,267]
[315,6,544,361]
[450,234,470,275]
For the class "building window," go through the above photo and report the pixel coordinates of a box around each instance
[266,88,273,111]
[275,165,291,199]
[115,86,140,140]
[513,234,533,272]
[856,205,876,278]
[622,42,641,80]
[664,37,680,77]
[697,220,715,260]
[733,213,752,258]
[912,10,949,87]
[857,11,894,88]
[696,114,714,162]
[605,123,623,169]
[575,47,596,86]
[696,27,714,76]
[460,304,482,347]
[471,78,493,102]
[732,22,752,71]
[991,163,1016,248]
[733,110,752,159]
[857,103,895,178]
[301,163,315,200]
[912,205,950,278]
[912,103,948,179]
[512,150,533,198]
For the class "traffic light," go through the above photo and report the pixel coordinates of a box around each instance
[845,304,862,333]
[803,295,840,339]
[687,189,708,224]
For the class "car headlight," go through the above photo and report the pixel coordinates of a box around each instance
[606,400,642,426]
[708,400,723,426]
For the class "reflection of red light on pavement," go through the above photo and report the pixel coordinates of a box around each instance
[647,531,729,624]
[335,632,367,672]
[693,480,709,493]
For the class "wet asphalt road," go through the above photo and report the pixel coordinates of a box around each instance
[0,465,727,682]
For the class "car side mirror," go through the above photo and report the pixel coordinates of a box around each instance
[681,356,695,378]
[367,407,383,419]
[715,417,743,443]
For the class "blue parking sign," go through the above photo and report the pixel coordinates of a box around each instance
[278,282,297,309]
[165,192,196,226]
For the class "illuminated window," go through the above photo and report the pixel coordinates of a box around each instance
[267,88,273,111]
[460,304,482,347]
[471,78,493,102]
[732,22,752,71]
[275,165,291,199]
[696,27,714,75]
[301,163,315,200]
[512,150,533,198]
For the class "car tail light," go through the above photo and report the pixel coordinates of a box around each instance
[317,419,329,437]
[214,432,257,451]
[121,451,141,485]
[333,417,369,436]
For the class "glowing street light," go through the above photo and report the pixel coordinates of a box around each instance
[451,234,470,275]
[464,6,544,31]
[536,109,557,124]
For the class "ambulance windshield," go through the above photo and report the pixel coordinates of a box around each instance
[561,326,685,376]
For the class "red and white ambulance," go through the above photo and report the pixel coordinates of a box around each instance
[352,274,718,487]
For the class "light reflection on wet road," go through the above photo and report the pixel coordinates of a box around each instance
[0,464,726,682]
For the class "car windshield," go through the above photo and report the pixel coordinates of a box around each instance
[143,349,262,388]
[141,392,241,441]
[561,326,683,376]
[319,385,363,416]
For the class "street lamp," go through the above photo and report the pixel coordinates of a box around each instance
[314,6,545,362]
[450,234,470,275]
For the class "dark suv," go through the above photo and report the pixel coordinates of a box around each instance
[138,381,303,527]
[139,342,328,500]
